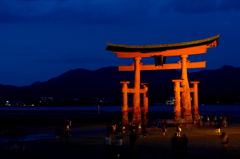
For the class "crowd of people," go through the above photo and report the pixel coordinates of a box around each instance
[102,116,232,158]
[206,115,231,126]
[0,115,233,158]
[104,120,171,158]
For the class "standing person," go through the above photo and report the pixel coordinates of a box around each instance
[104,133,112,158]
[64,119,72,131]
[129,129,138,152]
[216,123,221,136]
[116,122,122,134]
[129,123,136,132]
[69,120,72,128]
[220,132,229,151]
[112,124,116,134]
[111,124,117,143]
[213,116,217,125]
[64,119,69,128]
[122,125,126,134]
[171,133,179,155]
[207,116,210,124]
[114,134,123,158]
[162,124,167,136]
[163,120,168,128]
[141,121,148,137]
[176,123,181,137]
[65,127,71,144]
[179,134,188,154]
[222,116,227,127]
[162,120,168,136]
[199,116,203,127]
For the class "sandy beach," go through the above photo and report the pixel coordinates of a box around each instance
[1,118,240,159]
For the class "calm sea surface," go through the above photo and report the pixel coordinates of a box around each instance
[1,105,240,116]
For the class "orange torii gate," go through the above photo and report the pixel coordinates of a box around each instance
[106,34,220,125]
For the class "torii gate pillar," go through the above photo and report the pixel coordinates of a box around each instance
[120,80,131,126]
[132,57,142,124]
[172,79,182,122]
[180,55,192,123]
[190,81,200,122]
[141,82,150,123]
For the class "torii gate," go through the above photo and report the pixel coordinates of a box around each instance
[106,34,220,125]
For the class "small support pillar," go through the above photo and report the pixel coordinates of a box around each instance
[172,79,182,122]
[141,82,150,124]
[132,57,142,124]
[180,55,192,123]
[120,80,131,126]
[190,80,200,122]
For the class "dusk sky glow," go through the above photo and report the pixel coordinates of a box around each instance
[0,0,240,86]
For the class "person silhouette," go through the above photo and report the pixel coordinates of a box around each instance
[129,129,138,152]
[179,134,188,154]
[176,123,181,137]
[220,132,229,151]
[171,133,179,155]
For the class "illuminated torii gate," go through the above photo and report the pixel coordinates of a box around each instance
[106,34,220,125]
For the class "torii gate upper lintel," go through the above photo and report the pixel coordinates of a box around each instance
[106,34,220,125]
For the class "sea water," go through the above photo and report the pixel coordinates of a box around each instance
[1,105,240,116]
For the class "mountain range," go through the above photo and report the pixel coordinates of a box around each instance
[1,65,240,104]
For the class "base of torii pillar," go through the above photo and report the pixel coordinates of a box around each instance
[122,111,129,126]
[174,116,182,124]
[193,114,201,125]
[184,115,193,124]
[132,116,141,125]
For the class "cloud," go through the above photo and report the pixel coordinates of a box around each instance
[1,0,239,26]
[217,0,240,11]
[167,0,240,14]
[35,56,115,64]
[0,0,150,24]
[171,0,217,14]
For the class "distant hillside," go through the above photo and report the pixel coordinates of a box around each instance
[1,65,240,104]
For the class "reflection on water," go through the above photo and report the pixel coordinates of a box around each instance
[0,129,106,143]
[26,134,54,141]
[1,105,240,115]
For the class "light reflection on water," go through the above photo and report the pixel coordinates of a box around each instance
[0,129,107,143]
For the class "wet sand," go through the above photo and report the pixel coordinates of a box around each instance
[1,109,240,159]
[1,121,240,159]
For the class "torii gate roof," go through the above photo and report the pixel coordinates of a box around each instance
[106,34,220,53]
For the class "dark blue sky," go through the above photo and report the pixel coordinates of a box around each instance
[0,0,239,86]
